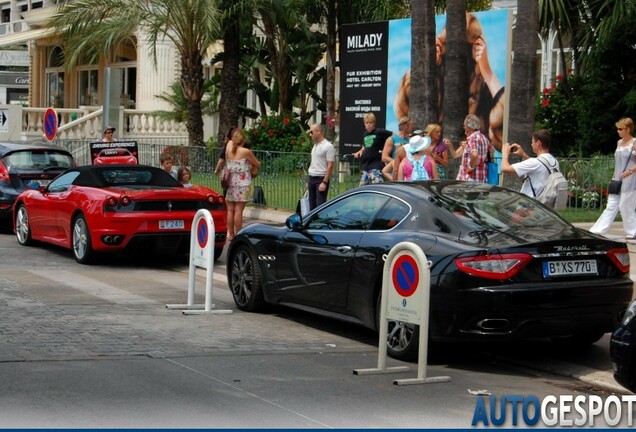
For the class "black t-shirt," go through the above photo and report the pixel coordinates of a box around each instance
[360,128,392,171]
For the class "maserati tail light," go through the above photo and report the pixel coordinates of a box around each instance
[608,247,630,273]
[455,253,533,280]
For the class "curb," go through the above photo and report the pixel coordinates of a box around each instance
[244,205,291,224]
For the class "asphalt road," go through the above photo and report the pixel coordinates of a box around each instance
[0,216,634,428]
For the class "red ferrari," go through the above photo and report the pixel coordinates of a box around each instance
[13,165,227,263]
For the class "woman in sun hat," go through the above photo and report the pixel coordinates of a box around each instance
[397,135,438,181]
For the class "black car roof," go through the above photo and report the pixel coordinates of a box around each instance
[71,164,181,188]
[0,141,72,157]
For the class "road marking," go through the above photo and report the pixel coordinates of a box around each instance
[28,269,157,305]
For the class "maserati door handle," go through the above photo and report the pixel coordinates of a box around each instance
[336,246,352,253]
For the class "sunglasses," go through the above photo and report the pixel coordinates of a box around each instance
[617,128,626,131]
[105,131,113,134]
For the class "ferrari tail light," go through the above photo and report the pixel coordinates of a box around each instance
[608,247,630,273]
[0,160,9,183]
[104,196,118,211]
[206,194,215,204]
[120,195,132,206]
[218,195,225,204]
[455,253,533,280]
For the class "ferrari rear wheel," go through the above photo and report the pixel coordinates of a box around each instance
[229,245,264,311]
[72,214,94,264]
[15,205,32,246]
[214,246,223,261]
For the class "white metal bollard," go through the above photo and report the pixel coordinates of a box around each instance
[165,209,232,315]
[353,241,451,385]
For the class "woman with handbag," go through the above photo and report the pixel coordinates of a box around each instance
[590,118,636,239]
[225,129,261,241]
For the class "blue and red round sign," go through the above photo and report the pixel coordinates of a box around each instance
[196,218,208,248]
[391,254,420,297]
[43,108,58,142]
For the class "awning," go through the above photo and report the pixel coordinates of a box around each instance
[0,28,54,48]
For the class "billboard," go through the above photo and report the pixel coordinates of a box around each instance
[339,10,511,156]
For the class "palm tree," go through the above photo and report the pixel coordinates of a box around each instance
[48,0,220,146]
[508,0,539,153]
[216,4,244,147]
[410,0,438,128]
[441,0,468,147]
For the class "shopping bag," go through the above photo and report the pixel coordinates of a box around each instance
[296,191,310,216]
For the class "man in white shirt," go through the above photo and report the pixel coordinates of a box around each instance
[501,129,558,198]
[307,124,335,210]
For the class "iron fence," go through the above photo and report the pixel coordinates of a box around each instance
[56,138,616,214]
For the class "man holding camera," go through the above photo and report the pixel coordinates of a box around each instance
[501,129,558,198]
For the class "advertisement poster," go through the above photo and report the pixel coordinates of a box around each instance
[339,21,389,155]
[340,10,511,155]
[89,141,139,165]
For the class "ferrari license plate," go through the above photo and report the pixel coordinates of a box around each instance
[159,219,185,230]
[543,259,598,277]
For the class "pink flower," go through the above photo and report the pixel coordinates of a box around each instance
[543,88,551,94]
[261,121,267,127]
[541,99,549,108]
[268,129,274,136]
[283,118,290,125]
[556,74,563,81]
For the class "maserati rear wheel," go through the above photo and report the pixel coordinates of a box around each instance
[72,214,94,264]
[15,205,32,246]
[229,245,264,311]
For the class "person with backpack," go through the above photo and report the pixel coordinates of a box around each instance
[501,129,567,210]
[397,135,438,181]
[589,117,636,240]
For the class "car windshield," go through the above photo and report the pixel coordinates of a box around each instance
[4,150,74,169]
[94,167,179,187]
[432,183,570,234]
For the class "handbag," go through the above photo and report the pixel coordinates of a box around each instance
[220,166,229,190]
[608,143,634,195]
[485,149,499,185]
[608,179,622,195]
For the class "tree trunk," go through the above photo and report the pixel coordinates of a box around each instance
[410,0,438,128]
[508,0,538,154]
[217,21,241,146]
[442,0,468,179]
[181,51,205,146]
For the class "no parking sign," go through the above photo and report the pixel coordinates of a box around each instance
[386,247,428,325]
[193,210,213,268]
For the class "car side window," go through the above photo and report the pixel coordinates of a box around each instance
[47,171,80,193]
[369,198,410,230]
[306,192,389,231]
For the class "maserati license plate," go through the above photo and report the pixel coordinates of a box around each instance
[543,259,598,277]
[159,219,184,230]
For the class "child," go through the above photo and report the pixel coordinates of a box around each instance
[159,152,177,179]
[177,166,193,187]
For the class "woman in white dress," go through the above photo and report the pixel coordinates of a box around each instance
[590,118,636,239]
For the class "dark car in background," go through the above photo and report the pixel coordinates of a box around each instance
[226,181,633,360]
[610,300,636,393]
[0,141,74,227]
